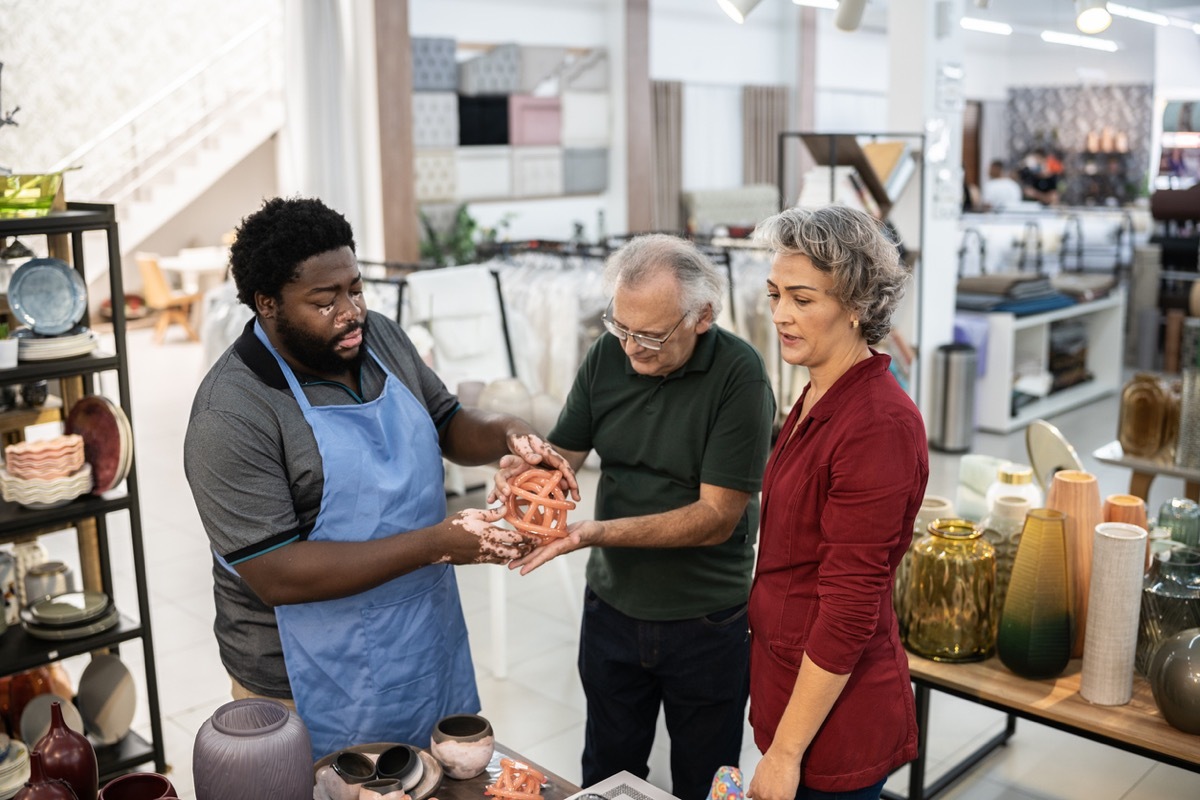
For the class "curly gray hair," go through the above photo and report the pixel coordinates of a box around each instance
[603,234,725,323]
[753,205,908,345]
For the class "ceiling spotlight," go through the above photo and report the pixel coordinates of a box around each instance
[835,0,867,31]
[1076,0,1112,34]
[717,0,763,24]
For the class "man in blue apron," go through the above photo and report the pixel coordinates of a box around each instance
[184,197,577,759]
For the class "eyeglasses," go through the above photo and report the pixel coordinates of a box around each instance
[601,300,686,351]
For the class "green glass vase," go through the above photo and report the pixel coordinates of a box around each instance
[997,508,1073,679]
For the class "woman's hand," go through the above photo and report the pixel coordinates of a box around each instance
[745,745,802,800]
[508,520,601,575]
[432,508,537,565]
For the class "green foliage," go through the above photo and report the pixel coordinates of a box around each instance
[419,204,478,267]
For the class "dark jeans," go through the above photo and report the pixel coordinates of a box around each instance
[796,778,886,800]
[578,586,750,800]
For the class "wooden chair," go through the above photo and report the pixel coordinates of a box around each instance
[135,252,202,344]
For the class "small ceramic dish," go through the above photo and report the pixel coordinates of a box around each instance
[314,745,442,800]
[23,606,120,641]
[24,591,112,628]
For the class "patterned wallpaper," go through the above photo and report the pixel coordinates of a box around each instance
[0,0,279,173]
[1007,84,1153,206]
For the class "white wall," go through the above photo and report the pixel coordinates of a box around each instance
[681,85,742,191]
[963,39,1155,101]
[813,12,889,132]
[649,0,796,87]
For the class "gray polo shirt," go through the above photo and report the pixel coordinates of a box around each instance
[184,310,459,698]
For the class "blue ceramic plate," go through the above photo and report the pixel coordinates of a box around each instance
[7,258,88,335]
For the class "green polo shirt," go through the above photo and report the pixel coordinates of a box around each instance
[550,326,775,620]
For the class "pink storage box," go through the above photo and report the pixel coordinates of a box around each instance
[509,96,562,146]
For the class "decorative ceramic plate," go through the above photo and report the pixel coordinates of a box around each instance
[314,745,442,800]
[65,396,130,494]
[76,654,137,746]
[17,693,85,745]
[22,606,120,641]
[0,741,28,800]
[1025,420,1084,493]
[24,591,112,627]
[7,258,88,335]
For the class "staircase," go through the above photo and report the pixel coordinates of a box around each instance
[52,17,284,282]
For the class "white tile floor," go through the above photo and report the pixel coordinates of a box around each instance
[40,326,1200,799]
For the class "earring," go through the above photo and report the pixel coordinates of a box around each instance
[851,319,860,329]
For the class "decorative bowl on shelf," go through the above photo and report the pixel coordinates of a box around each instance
[0,173,63,218]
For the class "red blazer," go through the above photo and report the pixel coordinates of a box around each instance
[748,353,929,792]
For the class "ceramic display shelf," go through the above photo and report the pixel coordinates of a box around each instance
[0,203,166,781]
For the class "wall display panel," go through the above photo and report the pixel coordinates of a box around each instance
[415,150,457,202]
[518,46,569,93]
[561,92,610,148]
[512,147,564,197]
[412,37,458,92]
[459,96,511,146]
[459,44,521,96]
[509,96,562,146]
[413,93,459,150]
[563,148,609,194]
[456,145,514,199]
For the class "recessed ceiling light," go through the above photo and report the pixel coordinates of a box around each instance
[1042,30,1120,51]
[960,17,1013,36]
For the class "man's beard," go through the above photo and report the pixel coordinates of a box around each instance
[275,310,369,376]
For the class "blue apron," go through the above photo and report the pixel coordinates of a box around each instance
[252,321,479,759]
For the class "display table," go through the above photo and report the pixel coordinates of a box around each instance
[883,654,1200,800]
[1093,440,1200,502]
[435,744,581,800]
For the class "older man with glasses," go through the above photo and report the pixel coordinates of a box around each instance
[495,234,775,800]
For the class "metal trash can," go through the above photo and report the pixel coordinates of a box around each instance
[930,343,977,453]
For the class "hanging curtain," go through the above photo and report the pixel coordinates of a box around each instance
[651,80,683,232]
[742,85,790,186]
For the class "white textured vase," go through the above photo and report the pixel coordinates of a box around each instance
[1080,522,1148,706]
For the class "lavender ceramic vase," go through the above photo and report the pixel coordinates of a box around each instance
[193,699,311,800]
[15,751,79,800]
[430,714,494,780]
[34,702,97,800]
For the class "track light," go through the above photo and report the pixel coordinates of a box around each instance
[1042,30,1119,51]
[835,0,867,31]
[717,0,763,24]
[1075,0,1112,34]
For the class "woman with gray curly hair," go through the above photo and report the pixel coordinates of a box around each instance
[746,205,929,800]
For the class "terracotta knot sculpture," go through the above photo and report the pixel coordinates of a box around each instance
[503,469,575,545]
[484,758,546,800]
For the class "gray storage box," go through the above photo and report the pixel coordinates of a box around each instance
[459,44,520,96]
[412,37,457,92]
[412,93,458,149]
[563,148,609,195]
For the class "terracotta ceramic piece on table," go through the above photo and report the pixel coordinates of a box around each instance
[192,698,311,800]
[14,751,78,800]
[485,758,545,800]
[1103,494,1150,569]
[997,509,1073,679]
[503,469,575,545]
[96,772,176,800]
[1148,627,1200,734]
[430,714,494,780]
[33,702,96,800]
[1046,470,1103,658]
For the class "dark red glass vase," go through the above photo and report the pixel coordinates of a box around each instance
[15,750,79,800]
[33,702,97,800]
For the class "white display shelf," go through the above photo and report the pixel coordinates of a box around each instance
[967,292,1125,434]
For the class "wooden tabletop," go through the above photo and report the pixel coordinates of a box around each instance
[905,653,1200,767]
[434,744,582,800]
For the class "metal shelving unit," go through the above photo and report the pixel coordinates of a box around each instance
[0,202,166,780]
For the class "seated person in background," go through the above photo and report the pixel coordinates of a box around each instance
[980,159,1023,211]
[1018,149,1059,205]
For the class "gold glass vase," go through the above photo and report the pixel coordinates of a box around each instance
[894,495,955,639]
[903,519,997,662]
